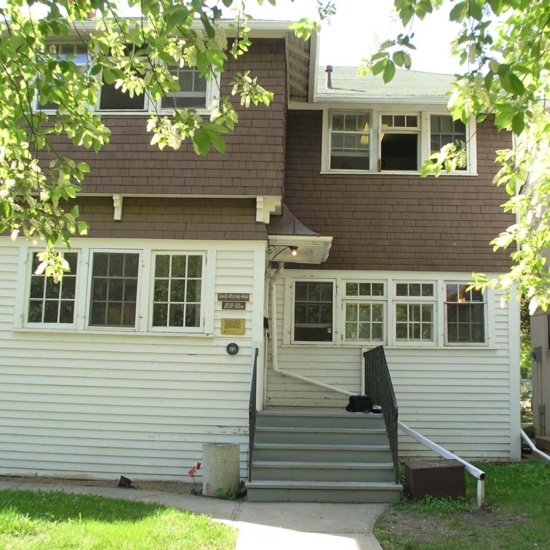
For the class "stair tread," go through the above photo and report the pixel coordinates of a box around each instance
[247,480,402,490]
[256,427,386,433]
[259,410,382,418]
[252,460,394,469]
[254,442,390,450]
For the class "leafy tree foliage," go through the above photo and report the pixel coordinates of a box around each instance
[0,0,299,279]
[362,0,550,311]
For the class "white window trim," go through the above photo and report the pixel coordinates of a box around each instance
[391,280,437,347]
[443,280,488,347]
[35,41,218,116]
[21,248,82,330]
[287,278,337,345]
[321,105,477,176]
[147,251,207,334]
[16,242,213,336]
[282,272,490,349]
[85,248,143,332]
[341,279,387,345]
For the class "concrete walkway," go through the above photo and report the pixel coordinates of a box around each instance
[0,480,387,549]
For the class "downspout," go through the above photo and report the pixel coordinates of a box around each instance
[269,271,353,397]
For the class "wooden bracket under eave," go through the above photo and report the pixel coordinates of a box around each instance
[113,194,123,221]
[256,196,282,224]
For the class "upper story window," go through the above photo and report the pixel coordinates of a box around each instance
[329,113,370,170]
[27,252,78,324]
[380,114,419,171]
[160,66,208,110]
[38,43,89,111]
[39,42,214,114]
[445,283,485,344]
[324,108,475,175]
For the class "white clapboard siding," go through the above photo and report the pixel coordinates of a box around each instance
[0,239,265,480]
[266,272,519,460]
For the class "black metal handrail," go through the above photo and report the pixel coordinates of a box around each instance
[248,347,259,482]
[363,346,399,482]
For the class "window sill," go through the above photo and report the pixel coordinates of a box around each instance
[14,327,216,338]
[320,169,478,177]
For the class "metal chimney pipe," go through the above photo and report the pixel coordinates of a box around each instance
[325,65,333,89]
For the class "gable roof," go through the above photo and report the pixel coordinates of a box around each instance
[315,66,454,104]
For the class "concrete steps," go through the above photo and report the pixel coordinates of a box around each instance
[247,408,402,503]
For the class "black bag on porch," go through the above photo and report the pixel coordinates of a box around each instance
[345,394,374,413]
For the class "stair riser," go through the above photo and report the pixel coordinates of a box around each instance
[255,431,388,445]
[256,415,385,430]
[254,447,392,463]
[251,467,395,483]
[246,487,401,503]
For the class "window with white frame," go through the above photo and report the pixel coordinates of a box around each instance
[430,115,467,170]
[152,253,203,328]
[89,252,140,327]
[38,42,89,111]
[380,114,419,171]
[160,66,208,110]
[394,282,436,343]
[27,251,78,324]
[329,112,370,170]
[344,282,385,342]
[445,283,485,344]
[325,110,472,174]
[293,281,334,342]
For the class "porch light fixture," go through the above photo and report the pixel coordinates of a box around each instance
[290,246,298,256]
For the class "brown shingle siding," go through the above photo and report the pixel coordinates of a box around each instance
[39,39,286,199]
[73,197,266,241]
[285,110,513,273]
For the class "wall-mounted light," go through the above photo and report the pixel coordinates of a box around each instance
[290,246,298,256]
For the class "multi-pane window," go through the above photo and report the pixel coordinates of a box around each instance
[446,283,485,343]
[329,112,370,170]
[89,253,139,327]
[161,66,208,109]
[152,254,203,328]
[344,282,385,342]
[325,109,473,174]
[294,281,333,342]
[27,252,78,324]
[380,114,419,171]
[395,283,435,343]
[431,115,467,169]
[39,43,89,110]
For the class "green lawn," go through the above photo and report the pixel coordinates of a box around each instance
[0,490,237,550]
[375,460,550,550]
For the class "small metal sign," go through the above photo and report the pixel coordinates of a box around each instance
[221,318,246,335]
[218,293,250,301]
[222,302,246,310]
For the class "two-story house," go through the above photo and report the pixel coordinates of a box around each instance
[0,21,520,502]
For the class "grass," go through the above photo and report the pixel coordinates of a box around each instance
[375,460,550,550]
[0,490,237,550]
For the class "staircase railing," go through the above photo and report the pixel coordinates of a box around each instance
[363,346,399,482]
[248,347,259,482]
